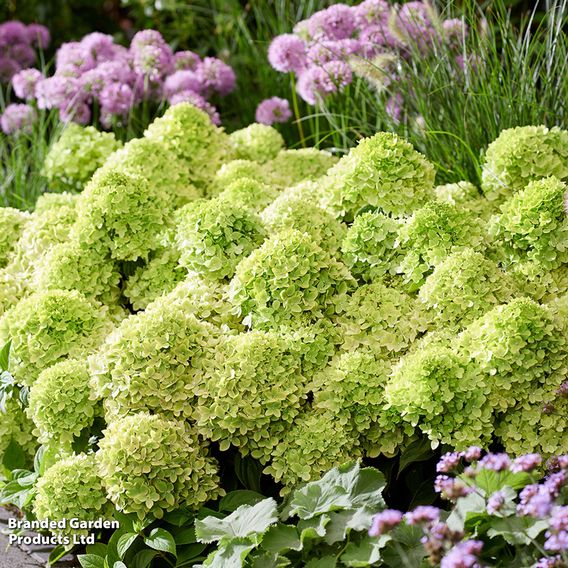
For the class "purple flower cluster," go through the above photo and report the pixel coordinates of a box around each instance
[545,506,568,552]
[266,0,466,107]
[8,28,235,129]
[368,509,403,536]
[0,21,49,83]
[255,97,292,125]
[0,103,36,135]
[441,540,483,568]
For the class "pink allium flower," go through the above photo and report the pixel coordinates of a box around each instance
[306,38,361,66]
[0,21,28,45]
[81,32,116,62]
[81,61,136,99]
[359,23,399,56]
[316,60,353,93]
[395,1,440,48]
[26,23,50,49]
[195,57,236,96]
[168,90,220,125]
[36,76,82,109]
[130,31,173,80]
[296,67,324,104]
[0,56,22,83]
[308,4,357,40]
[368,509,403,536]
[59,101,91,125]
[100,82,134,116]
[255,97,292,125]
[11,68,43,100]
[164,69,204,98]
[443,18,467,49]
[353,0,390,27]
[56,41,96,74]
[0,103,36,135]
[385,94,403,123]
[268,34,307,73]
[174,50,201,71]
[10,43,36,67]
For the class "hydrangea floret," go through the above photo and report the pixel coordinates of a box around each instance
[97,413,223,520]
[217,177,279,213]
[0,207,29,268]
[175,198,266,280]
[41,123,122,193]
[229,123,285,163]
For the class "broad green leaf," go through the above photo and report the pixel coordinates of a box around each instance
[145,528,177,556]
[381,524,426,568]
[470,470,531,496]
[219,490,265,513]
[248,551,291,568]
[78,555,106,568]
[86,544,108,557]
[305,556,337,568]
[117,533,139,559]
[398,437,434,477]
[324,507,376,545]
[163,509,193,527]
[261,524,302,553]
[341,535,391,567]
[2,439,26,471]
[201,537,256,568]
[196,498,278,543]
[171,526,197,545]
[132,549,159,568]
[0,340,11,371]
[487,517,548,545]
[106,528,130,566]
[234,454,263,492]
[176,543,207,566]
[298,515,330,544]
[446,492,486,532]
[48,545,70,565]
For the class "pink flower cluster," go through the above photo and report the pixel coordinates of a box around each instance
[8,29,235,129]
[0,21,49,84]
[266,0,466,113]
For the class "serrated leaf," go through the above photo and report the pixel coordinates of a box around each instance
[262,524,302,553]
[248,551,291,568]
[305,556,337,568]
[200,537,256,568]
[471,470,531,496]
[78,555,106,568]
[145,528,176,556]
[324,508,376,545]
[487,517,548,545]
[446,492,486,532]
[132,549,159,568]
[381,524,426,568]
[219,490,265,513]
[298,515,330,544]
[341,534,391,567]
[195,498,278,543]
[117,533,139,559]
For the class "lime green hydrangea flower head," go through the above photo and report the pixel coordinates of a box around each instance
[144,102,234,193]
[34,192,79,214]
[42,123,122,193]
[398,202,483,290]
[97,413,223,520]
[335,281,426,354]
[264,409,363,490]
[14,204,77,268]
[496,389,568,457]
[0,267,27,317]
[228,229,355,329]
[175,199,266,280]
[73,168,171,261]
[102,137,200,206]
[0,290,108,385]
[218,177,279,213]
[28,359,98,445]
[265,148,338,188]
[457,297,567,412]
[147,274,240,330]
[435,181,479,204]
[210,160,267,197]
[0,397,37,466]
[0,208,29,268]
[34,454,112,536]
[123,247,185,311]
[90,304,220,420]
[261,195,346,253]
[341,210,404,283]
[419,249,516,330]
[548,292,568,334]
[320,132,435,221]
[488,176,568,269]
[197,330,306,463]
[312,348,411,457]
[482,125,568,202]
[35,242,120,303]
[386,345,492,449]
[230,123,285,163]
[509,261,568,303]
